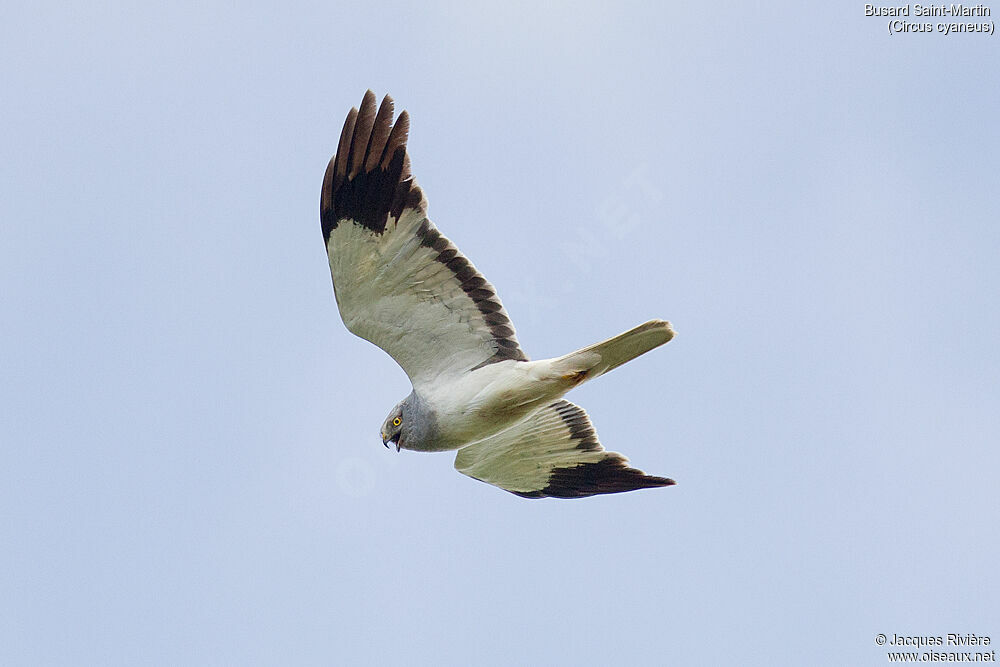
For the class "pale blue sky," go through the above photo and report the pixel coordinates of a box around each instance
[3,2,998,665]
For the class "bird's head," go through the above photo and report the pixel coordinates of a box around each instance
[380,402,405,451]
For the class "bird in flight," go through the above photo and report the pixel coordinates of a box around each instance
[320,91,676,498]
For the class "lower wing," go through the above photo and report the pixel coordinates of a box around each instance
[454,400,675,499]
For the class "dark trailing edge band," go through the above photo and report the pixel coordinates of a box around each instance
[551,399,602,452]
[511,400,676,499]
[320,91,527,367]
[414,219,528,367]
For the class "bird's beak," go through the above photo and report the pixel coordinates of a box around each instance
[381,432,402,452]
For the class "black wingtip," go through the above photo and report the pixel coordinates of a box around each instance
[320,91,424,241]
[520,457,677,499]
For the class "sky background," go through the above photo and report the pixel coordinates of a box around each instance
[3,2,998,665]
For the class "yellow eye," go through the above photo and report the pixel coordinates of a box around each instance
[392,417,401,426]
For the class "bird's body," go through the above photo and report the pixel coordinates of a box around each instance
[395,355,584,452]
[407,359,564,451]
[320,91,678,498]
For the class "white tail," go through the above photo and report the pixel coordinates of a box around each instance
[551,320,674,382]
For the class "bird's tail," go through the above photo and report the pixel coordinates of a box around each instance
[550,320,674,384]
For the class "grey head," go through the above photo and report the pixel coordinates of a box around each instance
[379,392,436,452]
[379,399,406,451]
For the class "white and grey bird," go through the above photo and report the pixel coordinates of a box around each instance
[320,91,677,498]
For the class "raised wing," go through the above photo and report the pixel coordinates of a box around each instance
[454,400,675,499]
[320,91,527,388]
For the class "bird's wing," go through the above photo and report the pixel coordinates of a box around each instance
[320,91,527,388]
[454,400,675,498]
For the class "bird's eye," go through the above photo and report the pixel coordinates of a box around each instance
[392,417,401,426]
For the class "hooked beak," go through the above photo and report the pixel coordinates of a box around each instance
[381,432,401,452]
